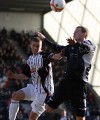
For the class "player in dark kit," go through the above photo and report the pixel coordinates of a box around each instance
[37,26,96,120]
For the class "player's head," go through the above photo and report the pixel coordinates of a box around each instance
[30,36,42,55]
[73,26,88,42]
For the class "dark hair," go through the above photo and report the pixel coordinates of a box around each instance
[30,36,40,43]
[31,33,38,37]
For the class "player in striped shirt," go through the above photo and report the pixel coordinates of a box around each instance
[7,36,56,120]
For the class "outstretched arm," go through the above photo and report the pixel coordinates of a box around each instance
[37,32,65,52]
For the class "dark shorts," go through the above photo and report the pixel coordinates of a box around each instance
[47,77,87,117]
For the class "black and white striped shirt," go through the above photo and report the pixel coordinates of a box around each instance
[27,53,54,94]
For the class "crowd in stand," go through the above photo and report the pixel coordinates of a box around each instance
[0,28,100,120]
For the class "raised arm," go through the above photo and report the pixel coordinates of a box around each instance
[37,32,65,52]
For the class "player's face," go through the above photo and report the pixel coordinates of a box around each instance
[73,27,87,42]
[30,39,42,55]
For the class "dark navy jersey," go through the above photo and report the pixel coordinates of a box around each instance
[22,64,31,78]
[44,38,96,82]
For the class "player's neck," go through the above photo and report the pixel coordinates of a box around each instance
[32,50,42,56]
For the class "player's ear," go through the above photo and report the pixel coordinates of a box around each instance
[84,33,87,39]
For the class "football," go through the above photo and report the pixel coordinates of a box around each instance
[50,0,66,12]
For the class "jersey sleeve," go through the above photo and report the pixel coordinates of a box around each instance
[22,64,31,78]
[44,38,65,52]
[77,40,96,55]
[83,40,96,51]
[41,52,54,66]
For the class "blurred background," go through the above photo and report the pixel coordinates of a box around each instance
[0,0,100,120]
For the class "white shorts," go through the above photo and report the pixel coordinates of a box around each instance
[21,84,47,116]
